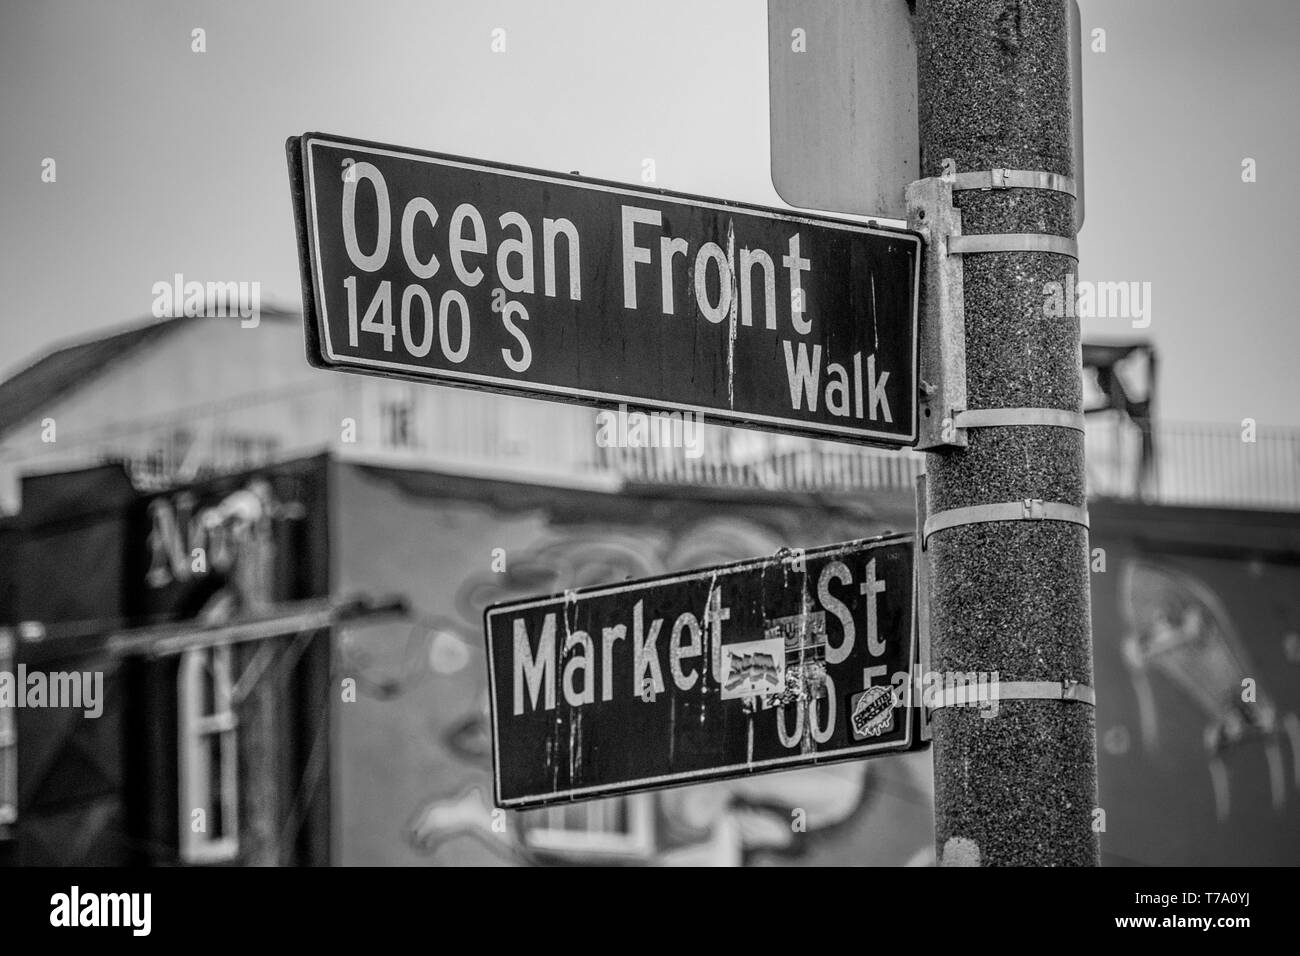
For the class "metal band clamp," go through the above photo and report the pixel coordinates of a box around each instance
[923,499,1089,544]
[950,168,1077,198]
[946,233,1078,259]
[952,408,1086,432]
[930,679,1096,710]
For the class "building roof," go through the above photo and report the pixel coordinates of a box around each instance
[0,310,298,438]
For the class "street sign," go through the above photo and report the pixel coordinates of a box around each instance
[288,133,921,447]
[767,0,1084,227]
[484,534,917,808]
[767,0,919,220]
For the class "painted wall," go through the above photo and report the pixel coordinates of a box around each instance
[329,459,928,866]
[1090,504,1300,865]
[331,465,1300,866]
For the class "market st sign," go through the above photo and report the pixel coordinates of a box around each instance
[484,535,917,808]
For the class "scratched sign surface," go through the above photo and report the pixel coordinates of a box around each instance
[289,133,921,446]
[484,535,916,808]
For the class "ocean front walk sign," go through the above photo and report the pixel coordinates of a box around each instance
[288,133,922,446]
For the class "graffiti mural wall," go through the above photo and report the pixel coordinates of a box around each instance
[1090,503,1300,866]
[330,461,932,866]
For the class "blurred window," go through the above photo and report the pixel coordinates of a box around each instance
[178,644,239,862]
[520,795,653,859]
[0,629,15,826]
[380,399,416,449]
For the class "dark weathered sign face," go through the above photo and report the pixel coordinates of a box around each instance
[484,535,916,808]
[288,133,921,446]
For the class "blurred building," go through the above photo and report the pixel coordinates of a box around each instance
[0,314,1297,866]
[0,460,338,865]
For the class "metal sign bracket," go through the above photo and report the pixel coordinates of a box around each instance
[949,167,1077,197]
[953,407,1085,432]
[914,473,933,741]
[906,171,1081,451]
[930,679,1096,710]
[923,498,1090,546]
[946,233,1079,259]
[906,177,967,450]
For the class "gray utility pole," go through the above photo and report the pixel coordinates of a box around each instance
[909,0,1100,865]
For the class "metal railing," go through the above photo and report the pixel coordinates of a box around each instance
[2,381,1296,512]
[598,434,923,492]
[1085,413,1300,510]
[1153,422,1299,508]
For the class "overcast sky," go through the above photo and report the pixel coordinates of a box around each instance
[1,0,1296,426]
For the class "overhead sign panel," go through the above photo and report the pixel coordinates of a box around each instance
[288,133,921,446]
[767,0,1084,227]
[767,0,919,220]
[484,535,917,808]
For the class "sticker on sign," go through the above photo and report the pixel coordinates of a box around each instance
[483,534,918,808]
[288,133,922,446]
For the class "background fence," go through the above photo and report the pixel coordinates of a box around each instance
[2,382,1295,511]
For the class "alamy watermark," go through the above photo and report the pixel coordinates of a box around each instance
[0,666,104,718]
[151,272,260,327]
[595,404,704,459]
[885,668,1002,718]
[50,886,151,936]
[1043,273,1151,328]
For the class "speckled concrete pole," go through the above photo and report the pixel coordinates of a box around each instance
[916,0,1100,865]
